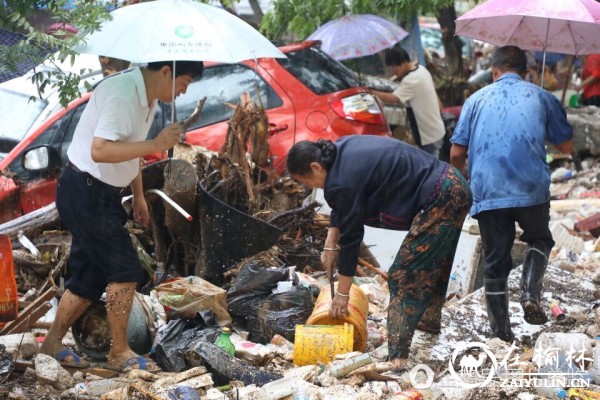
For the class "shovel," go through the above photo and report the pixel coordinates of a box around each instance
[330,271,335,300]
[329,255,339,299]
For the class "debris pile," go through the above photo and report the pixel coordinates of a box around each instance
[1,97,600,399]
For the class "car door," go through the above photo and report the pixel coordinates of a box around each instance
[7,102,86,216]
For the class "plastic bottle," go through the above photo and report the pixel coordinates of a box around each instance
[329,353,372,378]
[293,385,309,400]
[551,167,574,182]
[419,385,444,400]
[391,385,444,400]
[392,388,424,400]
[550,300,566,321]
[74,382,89,395]
[261,376,296,400]
[214,326,236,356]
[535,386,567,399]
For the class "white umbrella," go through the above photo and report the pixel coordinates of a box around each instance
[74,0,285,63]
[74,0,285,124]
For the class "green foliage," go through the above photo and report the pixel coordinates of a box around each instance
[1,0,110,107]
[261,0,348,39]
[261,0,456,40]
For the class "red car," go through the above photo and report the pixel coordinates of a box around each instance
[0,41,390,224]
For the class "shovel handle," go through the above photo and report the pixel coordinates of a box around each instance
[329,258,337,299]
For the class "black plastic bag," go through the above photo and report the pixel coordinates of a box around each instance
[153,311,220,372]
[226,262,294,315]
[254,285,314,343]
[227,263,314,343]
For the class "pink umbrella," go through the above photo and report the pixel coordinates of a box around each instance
[456,0,600,86]
[307,14,408,61]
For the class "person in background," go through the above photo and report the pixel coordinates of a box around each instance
[528,64,559,92]
[287,135,471,368]
[370,46,446,158]
[575,54,600,106]
[39,60,204,371]
[450,46,573,342]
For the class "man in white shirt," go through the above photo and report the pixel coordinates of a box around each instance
[40,60,204,372]
[372,47,446,158]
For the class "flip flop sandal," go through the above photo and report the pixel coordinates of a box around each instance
[120,355,161,373]
[55,349,90,368]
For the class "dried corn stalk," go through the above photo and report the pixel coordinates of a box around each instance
[218,92,272,211]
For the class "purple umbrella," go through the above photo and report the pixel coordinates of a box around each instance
[307,14,408,61]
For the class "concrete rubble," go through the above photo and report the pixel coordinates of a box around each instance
[1,156,600,400]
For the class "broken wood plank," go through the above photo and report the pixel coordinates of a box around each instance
[574,212,600,238]
[358,258,389,280]
[165,374,213,391]
[550,198,600,212]
[152,366,208,389]
[130,383,164,400]
[0,203,60,238]
[86,366,123,379]
[0,286,57,335]
[2,302,51,335]
[15,359,92,375]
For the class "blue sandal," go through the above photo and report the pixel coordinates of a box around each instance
[121,355,161,372]
[55,349,90,368]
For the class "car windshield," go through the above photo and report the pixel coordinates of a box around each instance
[173,63,283,130]
[0,87,47,141]
[276,47,360,95]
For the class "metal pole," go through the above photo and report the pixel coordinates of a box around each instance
[541,19,550,89]
[167,61,177,164]
[171,60,177,124]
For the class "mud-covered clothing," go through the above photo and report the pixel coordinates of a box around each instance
[57,166,145,301]
[325,135,449,277]
[476,203,554,280]
[59,67,154,300]
[451,73,573,216]
[386,167,471,359]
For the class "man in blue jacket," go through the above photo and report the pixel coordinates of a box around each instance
[451,45,573,342]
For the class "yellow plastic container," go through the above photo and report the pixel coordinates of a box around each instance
[306,283,369,352]
[293,323,354,366]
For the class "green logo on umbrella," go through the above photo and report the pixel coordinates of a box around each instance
[175,25,194,39]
